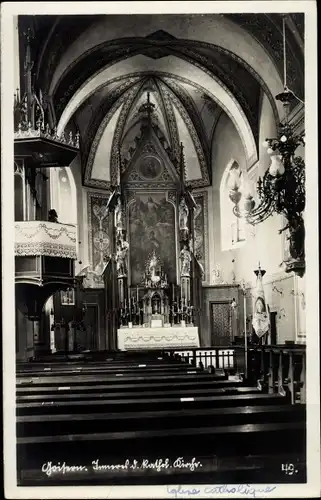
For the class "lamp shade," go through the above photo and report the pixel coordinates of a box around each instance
[229,189,242,205]
[269,154,285,177]
[242,193,255,213]
[227,169,241,191]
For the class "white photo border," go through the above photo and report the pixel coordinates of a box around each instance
[1,2,319,499]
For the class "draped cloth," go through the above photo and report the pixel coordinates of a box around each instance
[252,266,270,339]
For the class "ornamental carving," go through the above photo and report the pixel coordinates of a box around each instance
[87,191,112,275]
[15,221,77,259]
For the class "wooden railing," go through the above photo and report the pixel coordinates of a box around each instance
[247,344,306,404]
[163,347,240,372]
[163,344,306,404]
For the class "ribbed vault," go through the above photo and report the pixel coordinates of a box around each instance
[18,13,304,189]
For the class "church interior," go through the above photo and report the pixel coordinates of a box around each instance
[13,12,307,486]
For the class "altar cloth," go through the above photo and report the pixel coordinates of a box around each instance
[117,326,200,350]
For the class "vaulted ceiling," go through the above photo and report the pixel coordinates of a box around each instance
[18,13,304,189]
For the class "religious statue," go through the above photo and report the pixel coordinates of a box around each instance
[212,263,225,284]
[180,244,192,277]
[179,198,189,231]
[115,234,129,277]
[148,251,161,285]
[114,197,123,232]
[279,214,305,261]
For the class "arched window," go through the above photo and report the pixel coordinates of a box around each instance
[50,167,77,225]
[220,160,246,251]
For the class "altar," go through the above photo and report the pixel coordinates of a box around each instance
[117,326,200,351]
[103,110,204,353]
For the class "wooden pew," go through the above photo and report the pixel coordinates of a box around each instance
[17,404,305,436]
[16,351,306,486]
[16,378,241,396]
[17,419,306,486]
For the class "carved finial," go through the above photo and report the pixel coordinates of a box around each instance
[69,131,73,145]
[179,142,186,183]
[75,131,80,148]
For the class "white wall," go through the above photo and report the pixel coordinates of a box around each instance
[69,155,89,275]
[210,94,304,343]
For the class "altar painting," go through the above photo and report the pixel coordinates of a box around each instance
[129,193,176,285]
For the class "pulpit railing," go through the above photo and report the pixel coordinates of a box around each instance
[164,344,306,404]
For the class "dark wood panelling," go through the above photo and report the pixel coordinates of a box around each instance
[83,289,106,351]
[201,285,242,347]
[210,301,232,346]
[83,304,99,351]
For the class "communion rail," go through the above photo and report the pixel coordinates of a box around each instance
[164,347,238,371]
[163,344,306,404]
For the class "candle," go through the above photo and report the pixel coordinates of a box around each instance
[136,286,139,302]
[172,284,175,301]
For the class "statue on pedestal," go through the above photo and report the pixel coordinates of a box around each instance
[116,234,129,277]
[114,197,124,233]
[279,214,305,261]
[179,198,189,231]
[180,244,192,277]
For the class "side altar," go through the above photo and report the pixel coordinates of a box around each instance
[105,94,202,351]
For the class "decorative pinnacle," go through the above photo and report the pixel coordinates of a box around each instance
[179,142,187,183]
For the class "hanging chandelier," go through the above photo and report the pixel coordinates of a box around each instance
[228,15,305,277]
